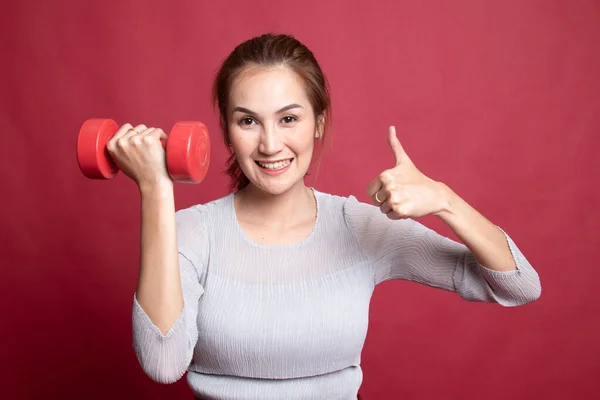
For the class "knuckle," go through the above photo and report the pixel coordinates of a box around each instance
[381,171,396,184]
[397,205,410,217]
[117,137,129,148]
[386,183,399,196]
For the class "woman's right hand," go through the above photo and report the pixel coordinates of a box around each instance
[106,123,172,191]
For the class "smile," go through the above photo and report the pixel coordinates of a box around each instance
[255,159,293,170]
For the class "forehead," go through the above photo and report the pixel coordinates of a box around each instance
[229,66,311,112]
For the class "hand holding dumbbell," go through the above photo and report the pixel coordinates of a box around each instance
[76,118,210,186]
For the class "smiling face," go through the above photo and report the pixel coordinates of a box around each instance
[227,66,321,195]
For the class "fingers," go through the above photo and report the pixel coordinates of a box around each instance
[377,192,391,212]
[380,200,409,220]
[140,127,168,149]
[135,128,164,150]
[142,127,167,140]
[134,126,154,146]
[373,186,410,220]
[371,184,387,204]
[387,126,411,166]
[384,210,406,220]
[117,125,147,149]
[110,123,134,143]
[124,124,148,139]
[114,124,146,142]
[108,123,167,153]
[373,188,392,213]
[133,124,148,133]
[367,170,394,197]
[366,177,382,198]
[388,126,405,165]
[108,123,133,154]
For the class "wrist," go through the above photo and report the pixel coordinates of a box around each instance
[433,181,457,219]
[139,180,174,199]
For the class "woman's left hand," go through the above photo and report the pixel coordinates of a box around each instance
[366,126,451,220]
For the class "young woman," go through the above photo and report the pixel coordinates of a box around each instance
[107,33,541,400]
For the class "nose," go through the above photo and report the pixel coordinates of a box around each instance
[258,124,284,155]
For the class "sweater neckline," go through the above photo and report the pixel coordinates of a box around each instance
[228,188,322,250]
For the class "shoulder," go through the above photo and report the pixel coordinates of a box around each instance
[314,189,375,211]
[176,193,231,217]
[175,193,233,241]
[314,189,378,222]
[315,189,421,237]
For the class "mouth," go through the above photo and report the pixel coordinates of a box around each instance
[255,158,294,171]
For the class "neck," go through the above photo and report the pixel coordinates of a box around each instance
[234,181,316,227]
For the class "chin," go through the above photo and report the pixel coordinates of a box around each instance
[252,178,300,196]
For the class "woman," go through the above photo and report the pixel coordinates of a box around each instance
[107,33,541,400]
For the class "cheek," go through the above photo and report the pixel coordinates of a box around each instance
[296,136,315,157]
[291,125,316,154]
[228,129,252,157]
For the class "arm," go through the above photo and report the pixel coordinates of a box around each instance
[435,183,542,305]
[136,183,182,334]
[436,183,517,272]
[132,184,207,384]
[361,126,541,306]
[104,123,207,383]
[344,195,541,306]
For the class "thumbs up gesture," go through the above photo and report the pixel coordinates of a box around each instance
[366,126,450,220]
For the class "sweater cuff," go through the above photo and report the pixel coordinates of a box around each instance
[476,227,541,306]
[132,294,186,339]
[131,294,190,383]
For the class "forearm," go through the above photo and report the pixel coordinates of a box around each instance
[136,182,184,334]
[434,183,517,272]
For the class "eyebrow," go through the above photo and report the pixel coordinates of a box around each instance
[231,104,304,115]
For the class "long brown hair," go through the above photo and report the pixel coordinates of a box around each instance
[212,33,331,191]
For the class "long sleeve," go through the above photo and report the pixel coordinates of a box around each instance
[343,196,541,306]
[132,206,208,383]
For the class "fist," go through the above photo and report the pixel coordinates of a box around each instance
[106,123,171,189]
[366,126,449,220]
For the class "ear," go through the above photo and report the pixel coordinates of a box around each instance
[315,114,325,139]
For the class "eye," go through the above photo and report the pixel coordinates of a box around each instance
[239,117,256,126]
[282,116,297,124]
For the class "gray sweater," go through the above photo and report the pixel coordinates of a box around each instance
[132,190,541,399]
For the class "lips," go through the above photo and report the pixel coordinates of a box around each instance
[255,158,293,170]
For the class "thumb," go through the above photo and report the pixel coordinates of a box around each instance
[388,126,409,165]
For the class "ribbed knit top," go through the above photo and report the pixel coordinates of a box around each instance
[132,190,541,400]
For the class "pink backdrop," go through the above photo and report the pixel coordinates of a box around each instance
[2,0,599,398]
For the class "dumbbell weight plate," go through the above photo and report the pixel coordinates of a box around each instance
[166,121,210,183]
[77,118,119,179]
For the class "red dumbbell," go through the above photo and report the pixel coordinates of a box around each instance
[76,118,210,183]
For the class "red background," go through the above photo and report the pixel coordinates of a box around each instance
[1,0,599,399]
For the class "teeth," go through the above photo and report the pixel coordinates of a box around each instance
[257,159,292,170]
